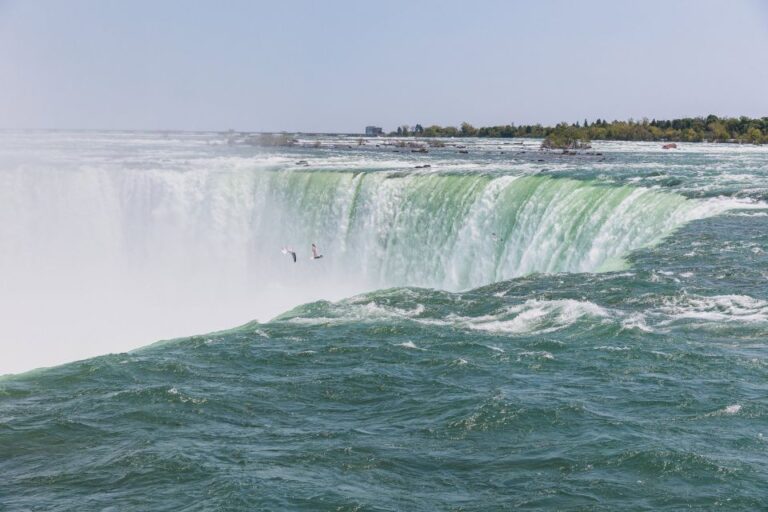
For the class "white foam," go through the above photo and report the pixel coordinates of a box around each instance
[621,313,654,333]
[729,211,768,217]
[167,386,206,404]
[518,351,555,360]
[286,297,621,336]
[459,299,612,335]
[656,294,768,325]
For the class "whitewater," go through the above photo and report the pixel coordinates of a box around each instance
[0,131,758,374]
[2,131,768,510]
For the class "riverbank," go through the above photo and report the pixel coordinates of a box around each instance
[385,116,768,145]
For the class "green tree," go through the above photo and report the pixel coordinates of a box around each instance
[708,121,729,142]
[381,115,764,144]
[460,122,477,137]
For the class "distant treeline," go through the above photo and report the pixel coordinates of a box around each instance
[388,116,768,144]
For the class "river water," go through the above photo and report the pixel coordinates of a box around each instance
[1,132,767,510]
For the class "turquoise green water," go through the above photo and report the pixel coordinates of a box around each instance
[1,134,767,510]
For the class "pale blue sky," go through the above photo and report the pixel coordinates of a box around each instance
[1,0,767,132]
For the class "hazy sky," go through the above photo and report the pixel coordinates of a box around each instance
[1,0,767,132]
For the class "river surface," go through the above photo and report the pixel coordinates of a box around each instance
[1,132,767,510]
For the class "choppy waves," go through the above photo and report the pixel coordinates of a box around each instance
[274,285,768,339]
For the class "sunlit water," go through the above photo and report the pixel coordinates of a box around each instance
[1,132,767,510]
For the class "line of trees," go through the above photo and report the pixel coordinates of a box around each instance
[388,116,768,144]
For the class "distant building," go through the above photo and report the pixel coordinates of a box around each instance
[365,126,383,136]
